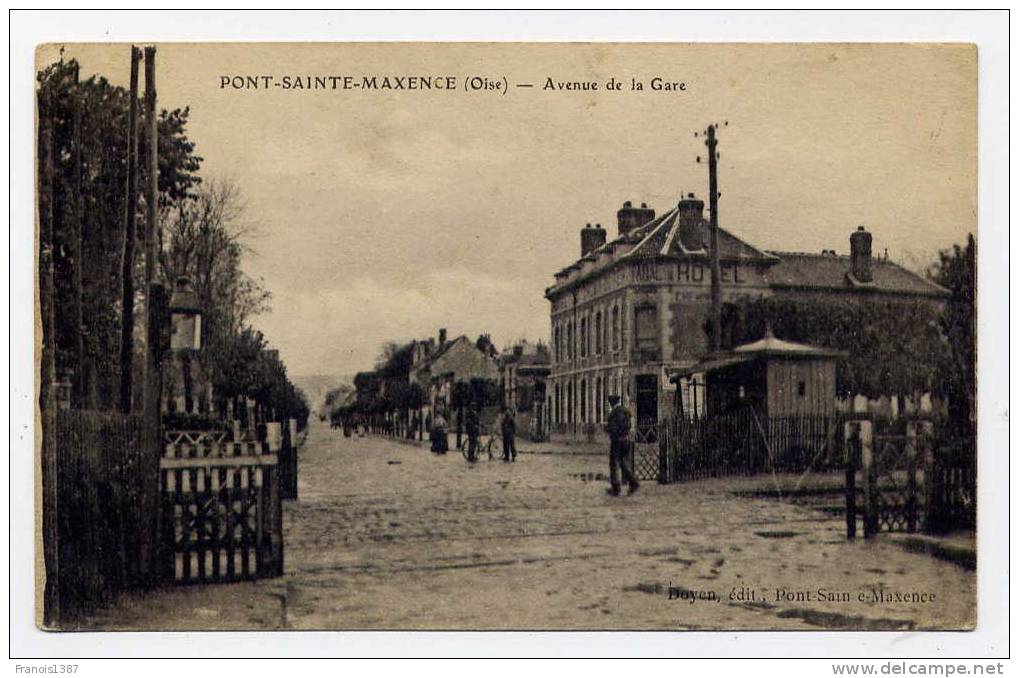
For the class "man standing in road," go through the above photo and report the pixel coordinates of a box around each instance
[465,401,481,462]
[501,406,517,462]
[605,394,639,496]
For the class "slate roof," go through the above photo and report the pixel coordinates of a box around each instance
[571,206,776,269]
[548,199,949,300]
[765,251,948,297]
[617,206,777,262]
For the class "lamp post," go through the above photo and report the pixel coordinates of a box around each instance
[169,276,202,351]
[169,276,203,414]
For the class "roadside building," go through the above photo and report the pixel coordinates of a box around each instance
[498,340,552,441]
[544,195,948,443]
[426,334,499,412]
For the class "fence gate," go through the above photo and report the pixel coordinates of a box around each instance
[844,420,931,538]
[161,431,283,584]
[631,421,662,482]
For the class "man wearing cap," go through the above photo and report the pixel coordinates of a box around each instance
[605,394,639,496]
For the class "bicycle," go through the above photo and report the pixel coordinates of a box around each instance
[461,429,502,462]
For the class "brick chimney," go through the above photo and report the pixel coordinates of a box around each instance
[616,201,656,238]
[580,222,607,257]
[849,226,873,283]
[438,328,447,348]
[677,193,705,250]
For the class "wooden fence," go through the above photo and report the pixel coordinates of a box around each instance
[54,409,158,620]
[161,433,283,583]
[927,435,976,533]
[660,411,839,483]
[844,421,975,538]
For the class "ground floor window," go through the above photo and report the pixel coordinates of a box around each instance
[579,379,587,423]
[567,381,574,424]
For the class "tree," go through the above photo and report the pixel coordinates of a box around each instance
[720,295,947,403]
[162,180,270,341]
[929,234,976,436]
[476,333,497,357]
[36,56,203,409]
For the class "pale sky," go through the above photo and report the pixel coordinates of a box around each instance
[40,43,976,378]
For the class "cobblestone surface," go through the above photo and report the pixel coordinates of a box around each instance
[87,420,975,630]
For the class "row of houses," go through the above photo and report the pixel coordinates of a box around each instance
[346,329,553,441]
[338,193,948,448]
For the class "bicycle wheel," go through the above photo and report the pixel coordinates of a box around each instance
[488,434,502,460]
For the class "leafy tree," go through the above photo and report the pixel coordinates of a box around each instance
[929,234,976,436]
[719,295,947,402]
[37,57,203,409]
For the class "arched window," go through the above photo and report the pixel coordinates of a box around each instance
[595,376,603,423]
[566,322,573,361]
[594,311,603,355]
[554,326,561,363]
[580,317,588,358]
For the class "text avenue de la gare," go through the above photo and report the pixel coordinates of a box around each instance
[219,74,687,93]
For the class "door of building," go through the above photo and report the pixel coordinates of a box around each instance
[633,374,660,480]
[635,375,658,427]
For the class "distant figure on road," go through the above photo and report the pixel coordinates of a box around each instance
[500,406,517,462]
[431,411,449,454]
[605,394,639,496]
[465,402,481,462]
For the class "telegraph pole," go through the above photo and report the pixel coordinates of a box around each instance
[119,46,141,413]
[705,124,722,352]
[143,46,159,285]
[142,45,161,429]
[141,45,163,581]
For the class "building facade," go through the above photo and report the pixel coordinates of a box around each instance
[544,195,948,442]
[498,340,551,441]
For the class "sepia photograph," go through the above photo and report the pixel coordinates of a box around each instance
[14,13,1007,661]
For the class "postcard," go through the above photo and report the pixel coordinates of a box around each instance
[33,41,978,633]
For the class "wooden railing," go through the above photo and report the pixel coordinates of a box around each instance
[661,411,839,483]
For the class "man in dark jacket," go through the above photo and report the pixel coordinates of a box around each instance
[465,402,481,462]
[500,407,517,462]
[605,395,639,496]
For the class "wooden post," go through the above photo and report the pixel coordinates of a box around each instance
[905,421,919,532]
[909,420,935,532]
[857,420,876,538]
[143,46,158,284]
[119,46,141,413]
[139,46,163,581]
[38,87,61,626]
[705,124,722,352]
[843,421,860,539]
[142,282,167,580]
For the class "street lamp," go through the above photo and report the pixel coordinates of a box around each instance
[169,276,202,352]
[169,276,203,416]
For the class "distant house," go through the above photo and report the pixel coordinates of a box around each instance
[427,333,499,412]
[499,340,551,441]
